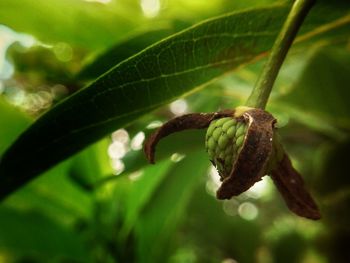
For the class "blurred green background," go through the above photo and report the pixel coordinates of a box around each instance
[0,0,349,262]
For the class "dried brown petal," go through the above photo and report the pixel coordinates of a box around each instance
[217,108,276,199]
[270,154,321,220]
[144,110,234,163]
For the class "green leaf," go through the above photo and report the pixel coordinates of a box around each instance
[135,152,209,262]
[278,47,350,130]
[69,138,113,191]
[0,5,291,199]
[0,98,31,154]
[4,160,93,225]
[0,100,92,224]
[77,26,176,81]
[0,206,88,262]
[0,0,140,49]
[120,160,174,238]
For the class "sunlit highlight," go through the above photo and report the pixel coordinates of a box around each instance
[131,131,145,150]
[108,129,130,175]
[245,176,273,199]
[223,199,239,217]
[238,202,258,220]
[146,120,163,129]
[205,166,221,196]
[129,171,144,181]
[112,129,130,144]
[110,159,125,175]
[0,25,35,79]
[84,0,111,4]
[170,153,185,162]
[140,0,161,18]
[108,141,127,159]
[170,99,188,116]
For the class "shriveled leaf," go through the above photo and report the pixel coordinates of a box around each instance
[123,129,206,175]
[0,5,292,199]
[270,154,321,220]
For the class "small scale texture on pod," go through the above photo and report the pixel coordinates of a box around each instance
[205,117,248,179]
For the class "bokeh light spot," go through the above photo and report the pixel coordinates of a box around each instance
[110,159,125,175]
[245,176,273,199]
[112,129,130,144]
[223,199,239,217]
[108,141,127,159]
[131,131,145,150]
[206,166,221,196]
[170,99,188,116]
[238,202,258,220]
[170,153,185,163]
[141,0,161,18]
[53,42,73,62]
[146,120,163,129]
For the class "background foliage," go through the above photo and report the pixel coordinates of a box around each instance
[0,0,349,262]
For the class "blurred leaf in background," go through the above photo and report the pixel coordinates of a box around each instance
[0,0,350,262]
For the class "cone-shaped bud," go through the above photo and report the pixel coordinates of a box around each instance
[205,117,248,179]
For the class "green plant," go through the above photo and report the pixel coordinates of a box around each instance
[0,0,349,262]
[144,0,320,220]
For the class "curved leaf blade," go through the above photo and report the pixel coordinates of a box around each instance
[0,6,290,199]
[77,26,176,81]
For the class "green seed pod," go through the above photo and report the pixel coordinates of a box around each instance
[205,117,248,179]
[144,108,321,220]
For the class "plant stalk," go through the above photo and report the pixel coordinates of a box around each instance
[246,0,315,109]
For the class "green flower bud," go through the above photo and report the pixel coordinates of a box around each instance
[205,117,248,179]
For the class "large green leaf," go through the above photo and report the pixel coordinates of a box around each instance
[77,26,176,81]
[0,99,91,225]
[0,5,292,199]
[2,3,348,199]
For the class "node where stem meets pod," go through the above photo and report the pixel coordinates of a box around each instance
[144,108,321,220]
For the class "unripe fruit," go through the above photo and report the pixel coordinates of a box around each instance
[144,108,321,220]
[205,117,248,179]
